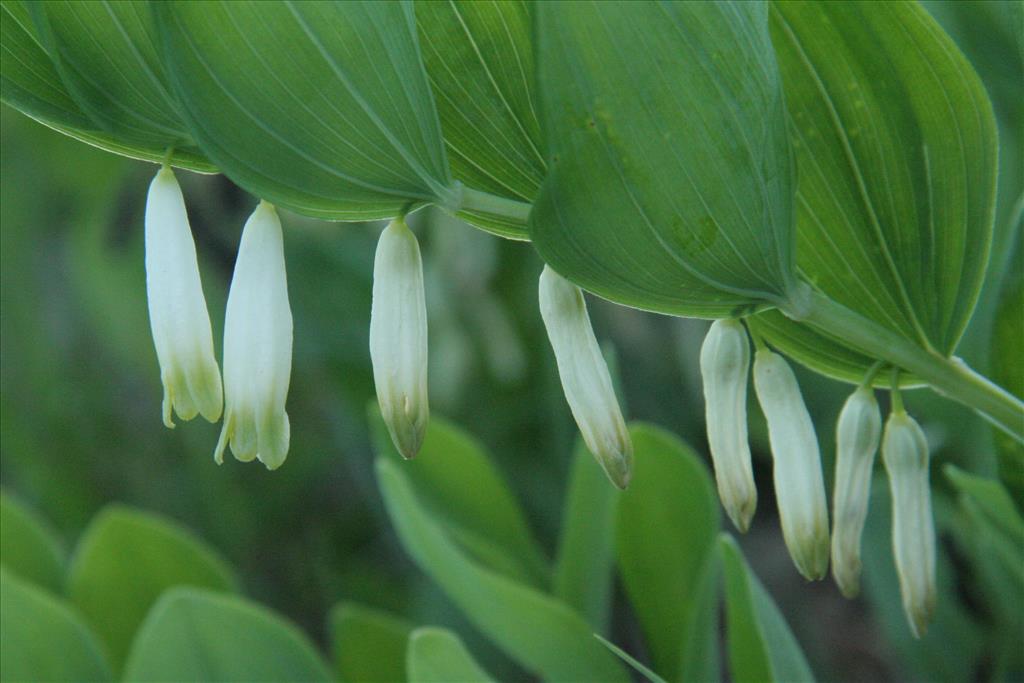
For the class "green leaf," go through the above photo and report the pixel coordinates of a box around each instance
[376,458,630,682]
[28,0,213,171]
[157,0,455,220]
[944,465,1024,563]
[531,0,798,318]
[122,587,332,682]
[594,634,669,683]
[369,405,548,587]
[553,439,619,632]
[720,535,815,683]
[329,602,414,683]
[991,247,1024,501]
[752,0,998,385]
[615,424,720,683]
[1,568,112,683]
[406,627,495,683]
[0,0,209,169]
[66,505,237,670]
[415,0,542,238]
[0,490,64,593]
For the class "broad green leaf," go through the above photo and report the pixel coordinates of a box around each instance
[945,465,1024,571]
[720,535,815,683]
[752,0,998,385]
[531,0,799,318]
[369,405,548,587]
[944,466,1024,673]
[329,602,414,683]
[0,0,210,170]
[0,490,64,593]
[990,247,1024,502]
[376,458,630,682]
[415,0,542,238]
[66,505,237,669]
[122,588,332,682]
[0,568,112,683]
[28,0,213,171]
[157,0,455,220]
[595,635,668,683]
[615,424,719,683]
[553,439,619,632]
[406,627,495,683]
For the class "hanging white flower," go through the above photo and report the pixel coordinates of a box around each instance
[214,201,293,470]
[831,385,882,598]
[753,349,830,580]
[539,265,632,489]
[700,319,757,532]
[144,166,222,428]
[370,217,429,459]
[882,409,936,638]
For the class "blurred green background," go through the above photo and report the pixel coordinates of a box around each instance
[1,2,1021,681]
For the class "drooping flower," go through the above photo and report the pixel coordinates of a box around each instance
[753,349,830,580]
[700,319,757,532]
[539,265,633,489]
[882,408,936,638]
[144,166,222,428]
[831,385,882,598]
[370,217,430,459]
[214,201,293,470]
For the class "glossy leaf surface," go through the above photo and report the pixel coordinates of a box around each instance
[0,0,211,170]
[0,568,112,683]
[157,0,455,220]
[122,588,332,682]
[376,458,629,682]
[415,0,542,238]
[752,0,998,385]
[66,505,237,669]
[329,602,414,683]
[615,424,720,682]
[406,627,495,683]
[720,535,815,683]
[532,0,798,318]
[370,405,548,587]
[0,490,64,593]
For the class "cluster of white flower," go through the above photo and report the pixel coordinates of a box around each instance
[145,167,292,470]
[700,322,937,637]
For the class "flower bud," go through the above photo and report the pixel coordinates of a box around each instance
[700,319,756,532]
[831,386,882,598]
[539,266,632,489]
[753,350,829,580]
[144,167,222,428]
[370,218,429,459]
[214,202,293,470]
[882,410,936,638]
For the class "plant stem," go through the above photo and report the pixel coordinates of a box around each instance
[459,187,533,224]
[791,291,1024,442]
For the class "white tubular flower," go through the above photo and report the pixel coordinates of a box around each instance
[539,265,632,489]
[700,319,757,532]
[753,349,830,580]
[370,218,429,459]
[831,385,882,598]
[144,166,222,428]
[882,409,936,639]
[214,201,293,470]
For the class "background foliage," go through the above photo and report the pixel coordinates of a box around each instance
[1,1,1021,681]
